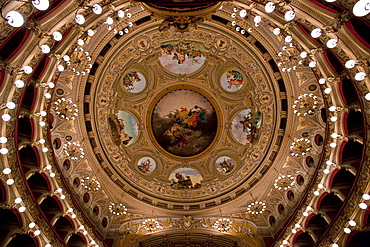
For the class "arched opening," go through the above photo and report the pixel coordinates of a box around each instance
[287,190,295,201]
[54,216,74,240]
[93,206,99,217]
[73,178,80,188]
[293,232,315,246]
[305,156,314,168]
[17,117,33,141]
[278,204,285,215]
[348,231,370,247]
[330,169,356,197]
[40,196,63,222]
[0,208,22,244]
[341,140,363,163]
[19,146,39,173]
[306,214,328,240]
[21,84,36,111]
[63,160,71,170]
[314,134,324,146]
[269,216,276,226]
[346,111,363,135]
[53,138,61,150]
[6,234,36,247]
[83,193,90,203]
[317,193,343,221]
[66,233,86,247]
[338,78,359,106]
[297,175,305,186]
[0,181,6,203]
[102,217,108,228]
[27,173,50,200]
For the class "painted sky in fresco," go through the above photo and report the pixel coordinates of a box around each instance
[118,110,138,146]
[154,90,213,118]
[169,168,203,185]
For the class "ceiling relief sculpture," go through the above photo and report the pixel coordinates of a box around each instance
[92,24,276,204]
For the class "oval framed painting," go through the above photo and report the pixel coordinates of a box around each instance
[137,157,156,173]
[159,42,206,74]
[220,70,245,92]
[215,156,235,173]
[151,89,217,157]
[122,71,146,93]
[232,109,262,145]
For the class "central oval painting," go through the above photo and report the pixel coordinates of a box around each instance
[152,89,217,157]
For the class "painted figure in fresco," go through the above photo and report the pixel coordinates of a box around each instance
[123,72,141,91]
[226,70,244,89]
[163,105,208,147]
[115,118,133,145]
[172,173,193,189]
[239,111,262,142]
[138,159,151,173]
[160,42,204,64]
[219,158,234,173]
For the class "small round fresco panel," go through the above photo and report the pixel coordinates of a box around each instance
[232,109,262,145]
[122,71,146,93]
[159,42,206,74]
[137,157,156,173]
[220,70,244,92]
[215,156,235,173]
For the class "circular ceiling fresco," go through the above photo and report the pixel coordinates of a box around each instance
[90,21,277,204]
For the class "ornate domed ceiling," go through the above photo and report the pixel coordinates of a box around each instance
[0,0,369,247]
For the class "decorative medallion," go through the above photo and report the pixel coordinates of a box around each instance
[220,70,244,92]
[122,71,146,93]
[151,89,217,157]
[232,109,262,145]
[137,157,156,173]
[169,168,202,189]
[215,156,234,173]
[159,42,206,74]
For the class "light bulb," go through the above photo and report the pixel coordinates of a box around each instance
[265,2,275,13]
[87,29,95,36]
[40,45,51,53]
[57,65,65,71]
[15,197,22,203]
[284,10,295,21]
[355,72,366,81]
[273,28,280,35]
[349,220,356,226]
[32,0,50,11]
[14,80,25,88]
[92,4,102,14]
[23,66,33,74]
[106,17,114,25]
[0,137,7,143]
[239,9,247,17]
[318,78,326,84]
[75,14,85,25]
[353,0,370,17]
[311,28,322,38]
[5,11,24,27]
[345,59,356,69]
[327,38,338,48]
[344,227,351,234]
[6,178,14,185]
[254,16,261,23]
[6,102,16,109]
[77,39,84,46]
[359,202,368,209]
[324,88,332,94]
[285,36,292,43]
[363,194,370,200]
[2,114,11,121]
[29,222,36,228]
[52,31,63,41]
[3,168,11,174]
[117,10,125,18]
[19,206,26,212]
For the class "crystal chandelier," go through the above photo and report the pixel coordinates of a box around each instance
[274,174,295,190]
[212,218,233,232]
[290,138,312,157]
[292,93,319,116]
[63,142,84,160]
[246,201,267,215]
[81,177,101,192]
[141,219,161,232]
[53,98,78,120]
[109,203,128,215]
